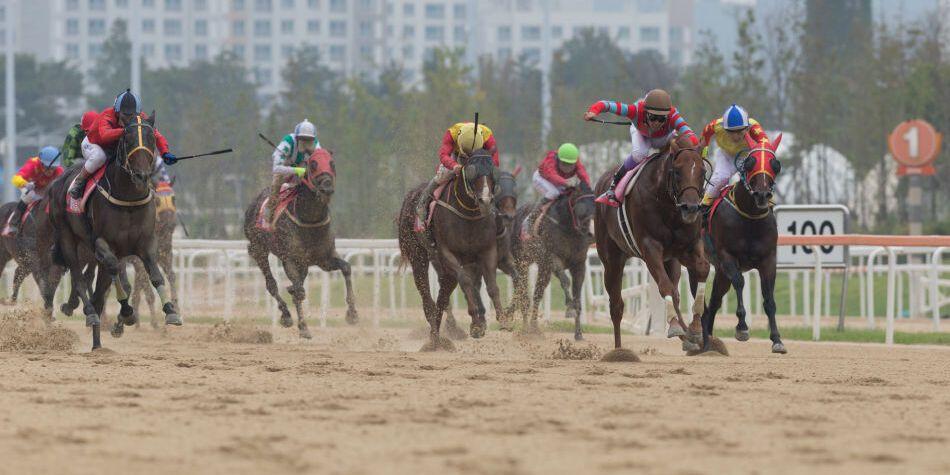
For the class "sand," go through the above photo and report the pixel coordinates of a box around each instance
[1,314,949,475]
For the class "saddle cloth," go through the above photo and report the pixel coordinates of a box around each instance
[66,167,107,215]
[255,184,298,231]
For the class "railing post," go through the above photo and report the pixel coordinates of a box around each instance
[886,247,897,345]
[813,249,822,341]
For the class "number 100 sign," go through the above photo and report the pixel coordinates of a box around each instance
[774,205,850,268]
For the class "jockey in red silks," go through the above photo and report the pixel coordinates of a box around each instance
[6,147,64,234]
[69,89,177,199]
[522,143,591,239]
[584,89,699,207]
[414,122,500,232]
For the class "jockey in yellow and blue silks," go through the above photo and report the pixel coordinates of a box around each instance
[698,104,771,207]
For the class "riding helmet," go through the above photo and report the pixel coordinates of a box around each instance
[294,119,317,139]
[722,104,750,131]
[557,143,579,164]
[38,146,61,167]
[643,89,672,116]
[114,89,142,115]
[456,123,484,157]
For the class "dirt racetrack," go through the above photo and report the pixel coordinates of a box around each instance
[2,311,950,475]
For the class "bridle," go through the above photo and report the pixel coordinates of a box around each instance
[735,148,777,194]
[117,116,155,186]
[665,147,705,206]
[453,155,494,213]
[565,189,595,232]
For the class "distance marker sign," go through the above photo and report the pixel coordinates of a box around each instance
[889,119,940,176]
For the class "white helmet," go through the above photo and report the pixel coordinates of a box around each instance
[722,104,750,131]
[294,119,317,139]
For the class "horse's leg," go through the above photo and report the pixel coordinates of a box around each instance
[160,241,177,304]
[93,238,135,328]
[759,257,786,354]
[683,249,711,341]
[702,269,731,352]
[717,257,747,341]
[249,245,292,327]
[640,239,687,338]
[569,263,585,341]
[131,258,159,329]
[283,260,311,339]
[138,246,181,326]
[10,265,29,304]
[434,271,463,340]
[477,246,505,338]
[527,262,553,334]
[39,266,64,322]
[439,249,483,338]
[62,265,93,317]
[555,269,574,319]
[327,254,358,325]
[506,258,530,330]
[599,242,627,349]
[408,256,446,351]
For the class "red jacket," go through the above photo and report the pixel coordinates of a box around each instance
[538,150,590,188]
[13,157,64,190]
[437,128,500,169]
[88,108,170,154]
[587,99,699,146]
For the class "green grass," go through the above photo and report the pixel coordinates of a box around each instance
[713,326,950,345]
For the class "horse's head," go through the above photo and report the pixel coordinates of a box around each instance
[494,165,521,220]
[460,149,496,215]
[565,184,595,240]
[666,134,706,223]
[301,148,336,199]
[119,113,158,185]
[741,133,783,209]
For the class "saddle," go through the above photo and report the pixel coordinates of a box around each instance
[66,167,107,215]
[614,153,659,199]
[255,184,299,231]
[1,201,41,236]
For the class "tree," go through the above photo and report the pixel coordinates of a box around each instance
[86,19,135,108]
[0,55,83,134]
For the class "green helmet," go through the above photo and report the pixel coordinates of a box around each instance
[557,143,579,164]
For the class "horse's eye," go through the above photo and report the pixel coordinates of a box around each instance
[770,158,782,174]
[744,157,755,171]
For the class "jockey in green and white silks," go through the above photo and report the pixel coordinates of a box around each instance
[266,119,320,220]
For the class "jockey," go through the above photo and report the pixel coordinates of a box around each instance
[699,104,771,208]
[584,89,699,207]
[61,110,99,167]
[69,89,176,199]
[7,147,64,234]
[522,143,591,239]
[266,119,320,220]
[413,122,499,232]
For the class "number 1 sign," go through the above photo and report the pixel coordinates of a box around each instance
[774,205,850,268]
[889,119,940,176]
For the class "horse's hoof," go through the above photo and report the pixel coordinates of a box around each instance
[150,318,160,330]
[735,328,750,342]
[164,313,182,326]
[470,323,486,339]
[574,332,584,341]
[85,313,100,328]
[565,307,579,320]
[420,335,456,352]
[667,324,686,338]
[61,303,74,317]
[119,309,138,326]
[299,326,313,339]
[772,342,787,354]
[444,321,468,340]
[687,330,703,344]
[682,339,701,352]
[345,308,359,325]
[111,322,124,338]
[497,318,515,332]
[600,348,640,363]
[279,313,293,328]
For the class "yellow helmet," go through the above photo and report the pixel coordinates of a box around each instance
[456,123,485,157]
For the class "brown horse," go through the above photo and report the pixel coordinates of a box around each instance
[129,184,178,328]
[701,134,787,354]
[509,184,595,340]
[46,115,179,350]
[593,134,710,356]
[243,149,357,339]
[398,150,503,350]
[0,200,66,310]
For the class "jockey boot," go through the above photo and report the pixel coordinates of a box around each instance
[69,168,92,200]
[414,178,439,233]
[700,194,714,229]
[264,181,282,223]
[520,198,552,240]
[595,166,627,208]
[6,201,27,235]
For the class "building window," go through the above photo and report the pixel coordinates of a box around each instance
[255,0,273,11]
[89,43,103,59]
[670,49,682,65]
[402,44,414,60]
[640,26,660,42]
[232,44,245,60]
[143,19,155,33]
[88,19,106,36]
[329,44,345,61]
[195,0,208,10]
[425,26,443,41]
[307,20,320,34]
[143,0,155,6]
[330,20,346,37]
[254,20,272,37]
[254,44,272,61]
[453,25,465,42]
[116,0,129,7]
[165,44,182,61]
[232,20,245,36]
[281,20,294,34]
[360,44,372,59]
[638,0,663,13]
[330,0,346,12]
[66,0,79,11]
[232,0,245,10]
[164,19,182,36]
[308,0,320,7]
[497,47,511,60]
[497,26,511,41]
[281,0,295,7]
[66,19,80,36]
[618,26,630,40]
[402,25,414,39]
[164,0,182,11]
[66,43,80,57]
[453,3,465,18]
[521,25,540,41]
[142,43,155,57]
[195,44,208,60]
[89,0,106,11]
[359,20,372,38]
[281,44,294,59]
[522,47,540,63]
[551,26,562,39]
[195,20,208,36]
[255,68,273,86]
[425,3,444,19]
[403,4,413,16]
[669,26,683,43]
[423,47,436,62]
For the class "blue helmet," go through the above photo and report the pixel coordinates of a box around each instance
[722,104,750,131]
[38,146,61,167]
[114,89,142,115]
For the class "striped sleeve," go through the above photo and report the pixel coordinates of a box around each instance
[669,108,698,145]
[587,100,637,120]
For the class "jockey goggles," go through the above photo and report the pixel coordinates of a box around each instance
[646,113,667,123]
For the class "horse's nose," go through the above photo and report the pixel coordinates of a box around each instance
[679,203,700,215]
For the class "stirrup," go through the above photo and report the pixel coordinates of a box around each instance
[595,191,620,208]
[413,215,426,233]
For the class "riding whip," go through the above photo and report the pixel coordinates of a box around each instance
[174,149,234,161]
[257,133,277,149]
[590,118,632,126]
[472,112,479,153]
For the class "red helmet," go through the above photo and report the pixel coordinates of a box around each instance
[81,110,99,132]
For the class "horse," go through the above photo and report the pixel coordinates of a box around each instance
[398,149,503,351]
[701,134,787,354]
[243,148,358,339]
[593,134,711,357]
[509,184,595,340]
[46,114,180,350]
[129,182,178,328]
[0,200,66,310]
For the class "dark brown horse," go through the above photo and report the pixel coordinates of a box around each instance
[47,114,179,350]
[398,150,503,350]
[593,134,710,356]
[129,184,178,328]
[510,184,595,340]
[701,134,787,354]
[243,149,357,339]
[0,200,66,311]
